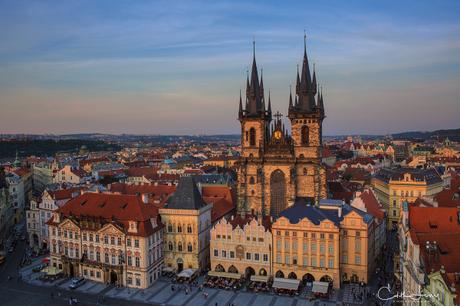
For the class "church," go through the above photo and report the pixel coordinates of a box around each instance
[237,36,327,217]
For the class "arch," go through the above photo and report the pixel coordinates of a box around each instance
[177,242,183,252]
[270,170,287,217]
[187,224,192,233]
[275,270,285,278]
[249,128,256,146]
[320,275,333,284]
[259,268,267,276]
[245,267,255,278]
[228,265,238,274]
[187,243,192,252]
[301,125,309,145]
[288,272,297,279]
[249,176,255,184]
[168,242,173,251]
[302,273,315,283]
[215,264,225,272]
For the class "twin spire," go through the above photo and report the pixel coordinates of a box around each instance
[239,34,325,121]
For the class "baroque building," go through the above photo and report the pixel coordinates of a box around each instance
[237,37,327,217]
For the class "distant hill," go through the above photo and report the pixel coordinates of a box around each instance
[392,128,460,141]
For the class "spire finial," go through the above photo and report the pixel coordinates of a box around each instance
[304,30,307,54]
[253,38,256,59]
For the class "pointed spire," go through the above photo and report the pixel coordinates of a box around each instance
[318,85,325,117]
[260,68,264,95]
[294,32,315,113]
[296,64,300,94]
[312,63,317,95]
[267,89,272,115]
[238,89,243,119]
[289,85,294,112]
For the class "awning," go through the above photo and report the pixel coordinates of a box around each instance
[272,278,300,290]
[177,268,197,278]
[250,275,269,283]
[42,267,62,276]
[208,271,242,279]
[312,281,329,294]
[42,258,50,263]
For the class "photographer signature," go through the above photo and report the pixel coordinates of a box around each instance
[377,284,439,301]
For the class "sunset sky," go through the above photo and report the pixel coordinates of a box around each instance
[0,0,459,135]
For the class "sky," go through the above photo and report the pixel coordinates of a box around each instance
[0,0,459,136]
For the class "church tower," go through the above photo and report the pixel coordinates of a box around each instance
[237,36,327,218]
[288,34,327,202]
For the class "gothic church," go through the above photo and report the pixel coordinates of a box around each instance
[237,36,327,217]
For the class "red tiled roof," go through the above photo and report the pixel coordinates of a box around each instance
[201,186,236,222]
[358,189,385,221]
[79,157,110,167]
[433,177,460,207]
[48,187,84,201]
[125,166,158,177]
[51,192,161,236]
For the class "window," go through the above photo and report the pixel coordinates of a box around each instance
[249,128,256,146]
[320,258,325,268]
[135,257,140,267]
[168,242,173,251]
[311,243,317,252]
[342,254,348,263]
[127,238,131,247]
[292,256,297,265]
[320,233,325,240]
[311,257,317,267]
[76,249,79,258]
[178,243,183,252]
[96,271,101,278]
[277,254,282,263]
[355,231,360,237]
[134,239,139,248]
[355,240,361,252]
[187,224,192,233]
[111,254,116,265]
[136,278,141,286]
[254,253,260,261]
[187,243,192,252]
[177,224,182,233]
[328,244,334,254]
[222,250,226,258]
[292,240,297,250]
[263,254,268,262]
[118,237,122,245]
[303,241,308,252]
[95,235,99,243]
[329,234,333,239]
[230,251,235,258]
[301,125,309,145]
[284,240,290,251]
[246,253,251,260]
[343,230,347,237]
[167,224,173,232]
[214,249,218,257]
[104,235,108,244]
[320,244,325,254]
[285,255,290,264]
[111,237,115,245]
[328,258,334,268]
[276,240,281,249]
[311,233,316,238]
[89,234,93,242]
[249,176,255,184]
[355,255,361,265]
[96,251,100,262]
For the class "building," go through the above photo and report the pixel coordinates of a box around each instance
[236,37,327,218]
[26,187,82,250]
[0,167,13,249]
[53,165,89,185]
[372,168,443,227]
[47,192,163,288]
[32,160,55,193]
[159,176,212,273]
[271,198,375,288]
[399,205,460,306]
[210,214,272,278]
[5,172,25,224]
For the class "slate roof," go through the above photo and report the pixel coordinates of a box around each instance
[374,167,442,184]
[164,176,207,210]
[279,197,373,226]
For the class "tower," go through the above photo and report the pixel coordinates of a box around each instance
[237,35,327,218]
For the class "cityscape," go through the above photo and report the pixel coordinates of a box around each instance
[1,1,460,306]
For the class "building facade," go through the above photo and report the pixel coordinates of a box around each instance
[237,38,327,218]
[210,214,272,278]
[47,193,163,289]
[372,168,443,227]
[159,176,212,273]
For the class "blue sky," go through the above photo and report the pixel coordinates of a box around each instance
[0,0,459,135]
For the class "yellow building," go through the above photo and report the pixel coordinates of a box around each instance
[271,198,374,289]
[422,270,459,306]
[47,193,164,289]
[210,214,272,278]
[372,168,443,228]
[159,176,212,273]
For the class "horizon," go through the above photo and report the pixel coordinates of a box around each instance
[1,1,460,135]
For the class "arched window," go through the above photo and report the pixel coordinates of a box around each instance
[249,128,256,146]
[167,223,173,232]
[187,243,193,252]
[301,125,309,145]
[187,224,192,233]
[249,176,255,184]
[178,242,182,252]
[177,224,182,233]
[168,242,173,251]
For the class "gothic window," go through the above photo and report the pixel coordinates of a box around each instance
[249,176,255,184]
[270,170,287,217]
[187,243,192,252]
[168,242,173,251]
[178,242,182,252]
[301,125,309,145]
[249,128,256,146]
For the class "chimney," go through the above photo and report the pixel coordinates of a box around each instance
[141,193,149,204]
[338,207,342,218]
